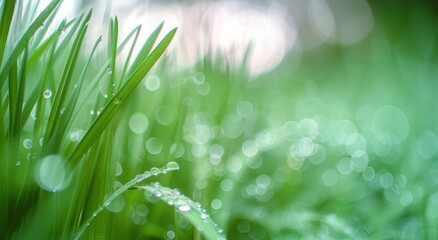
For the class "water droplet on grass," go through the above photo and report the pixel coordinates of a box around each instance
[43,89,52,98]
[23,139,33,149]
[166,161,179,171]
[107,68,112,75]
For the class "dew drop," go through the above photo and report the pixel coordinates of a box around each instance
[23,139,33,149]
[177,204,191,212]
[43,89,52,99]
[16,161,21,166]
[166,161,180,171]
[107,68,112,75]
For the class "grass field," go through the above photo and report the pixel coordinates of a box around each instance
[1,0,438,239]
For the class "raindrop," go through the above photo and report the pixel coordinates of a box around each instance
[166,161,180,171]
[107,68,112,75]
[23,139,33,149]
[69,129,86,142]
[176,202,191,212]
[16,161,20,166]
[43,89,52,99]
[90,110,95,115]
[115,162,123,176]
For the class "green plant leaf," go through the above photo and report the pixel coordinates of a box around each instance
[0,0,61,86]
[136,184,226,240]
[74,162,180,240]
[67,26,177,168]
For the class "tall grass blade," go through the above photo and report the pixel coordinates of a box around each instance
[0,0,61,86]
[136,184,226,240]
[74,162,181,239]
[67,27,177,168]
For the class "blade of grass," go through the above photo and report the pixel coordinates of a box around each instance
[50,36,102,153]
[67,27,177,168]
[108,17,118,96]
[127,21,163,76]
[43,11,92,152]
[76,25,141,109]
[136,184,226,240]
[0,0,61,86]
[74,162,181,239]
[0,0,15,67]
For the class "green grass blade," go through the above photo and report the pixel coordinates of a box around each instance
[74,162,180,240]
[77,25,141,108]
[108,17,118,95]
[119,25,141,85]
[27,19,69,71]
[127,22,163,77]
[0,0,15,67]
[0,0,61,86]
[43,11,92,152]
[136,184,225,240]
[67,27,177,168]
[50,36,102,151]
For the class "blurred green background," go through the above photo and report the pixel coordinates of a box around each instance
[3,0,438,239]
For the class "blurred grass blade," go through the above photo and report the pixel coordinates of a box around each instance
[68,27,177,167]
[136,184,226,240]
[108,17,118,95]
[0,0,15,67]
[74,162,180,239]
[0,0,61,86]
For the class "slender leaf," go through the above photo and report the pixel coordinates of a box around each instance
[43,11,91,152]
[67,27,177,168]
[0,0,61,86]
[0,0,15,67]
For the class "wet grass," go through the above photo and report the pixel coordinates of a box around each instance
[2,0,438,239]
